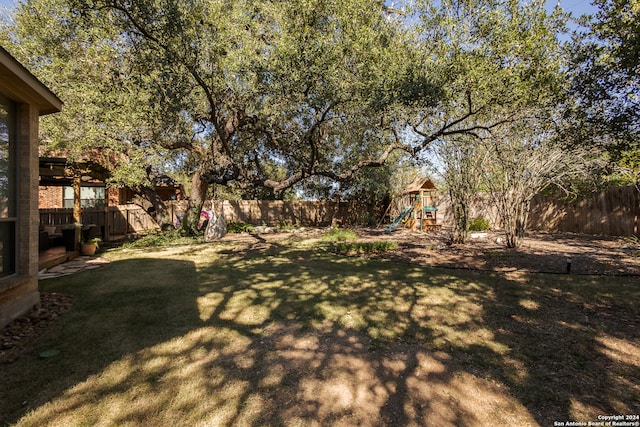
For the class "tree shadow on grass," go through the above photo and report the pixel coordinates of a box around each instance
[0,256,204,425]
[1,239,638,425]
[477,272,640,423]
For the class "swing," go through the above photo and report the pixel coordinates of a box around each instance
[204,199,227,241]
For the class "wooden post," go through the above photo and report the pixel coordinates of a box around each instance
[72,172,82,250]
[170,202,174,229]
[73,173,82,224]
[420,190,424,229]
[103,187,110,242]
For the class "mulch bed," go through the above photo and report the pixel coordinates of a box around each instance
[0,292,73,364]
[354,228,640,276]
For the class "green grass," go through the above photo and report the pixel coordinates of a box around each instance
[321,226,358,242]
[331,240,399,253]
[468,216,491,231]
[120,230,199,248]
[1,237,638,426]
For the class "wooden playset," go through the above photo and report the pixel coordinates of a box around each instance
[384,177,440,232]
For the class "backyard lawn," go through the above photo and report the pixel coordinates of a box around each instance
[1,234,638,426]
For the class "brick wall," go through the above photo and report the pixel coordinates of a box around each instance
[38,186,123,208]
[108,187,121,206]
[38,186,63,208]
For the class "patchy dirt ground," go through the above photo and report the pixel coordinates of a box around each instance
[351,228,640,276]
[221,227,640,276]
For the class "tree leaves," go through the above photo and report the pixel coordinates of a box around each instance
[567,0,640,185]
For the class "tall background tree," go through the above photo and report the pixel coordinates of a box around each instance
[429,135,486,244]
[481,117,596,248]
[414,0,571,245]
[567,0,640,188]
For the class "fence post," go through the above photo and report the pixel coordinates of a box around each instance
[103,192,109,242]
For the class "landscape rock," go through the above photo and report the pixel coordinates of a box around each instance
[0,292,72,364]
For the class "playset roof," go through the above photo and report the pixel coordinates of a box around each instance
[401,176,437,195]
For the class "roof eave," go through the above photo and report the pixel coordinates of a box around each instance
[0,45,62,115]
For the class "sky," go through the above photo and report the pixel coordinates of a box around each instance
[549,0,598,17]
[0,0,14,13]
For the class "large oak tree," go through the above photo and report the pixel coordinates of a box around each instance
[2,0,577,235]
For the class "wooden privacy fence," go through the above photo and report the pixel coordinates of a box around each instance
[196,189,640,236]
[39,204,158,241]
[528,186,640,236]
[434,186,640,237]
[40,186,639,240]
[219,200,374,227]
[168,200,379,227]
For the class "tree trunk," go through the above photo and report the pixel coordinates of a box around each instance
[182,168,209,235]
[505,224,517,248]
[503,199,530,249]
[132,186,173,231]
[513,200,531,248]
[452,201,469,244]
[503,200,518,248]
[449,187,469,244]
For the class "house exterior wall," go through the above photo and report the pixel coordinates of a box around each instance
[0,47,61,329]
[115,187,183,204]
[39,185,64,208]
[0,104,41,328]
[40,186,119,208]
[39,186,180,209]
[108,187,122,206]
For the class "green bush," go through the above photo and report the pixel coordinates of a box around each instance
[227,221,255,233]
[332,241,398,253]
[321,227,358,242]
[468,217,491,231]
[278,221,297,231]
[121,230,193,248]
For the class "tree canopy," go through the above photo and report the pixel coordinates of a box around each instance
[567,0,640,186]
[2,0,417,229]
[3,0,627,237]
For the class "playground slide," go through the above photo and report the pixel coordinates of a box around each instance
[384,206,413,232]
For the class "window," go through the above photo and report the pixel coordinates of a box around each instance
[0,95,15,278]
[63,186,105,208]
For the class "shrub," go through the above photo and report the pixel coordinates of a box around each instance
[468,217,491,231]
[278,221,297,231]
[227,221,255,233]
[122,230,193,248]
[321,227,358,242]
[332,241,398,253]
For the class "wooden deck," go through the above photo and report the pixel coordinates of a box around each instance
[39,246,80,271]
